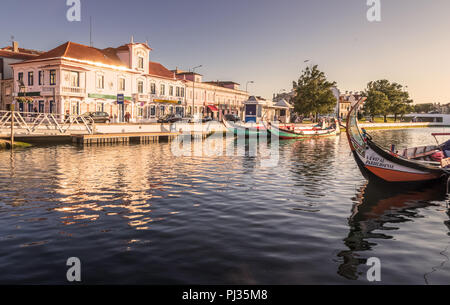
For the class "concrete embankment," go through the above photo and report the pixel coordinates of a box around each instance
[339,122,446,131]
[359,122,445,130]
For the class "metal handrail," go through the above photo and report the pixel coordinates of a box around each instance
[0,110,94,135]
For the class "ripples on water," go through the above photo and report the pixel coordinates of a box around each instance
[0,128,449,284]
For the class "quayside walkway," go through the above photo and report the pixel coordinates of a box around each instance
[0,110,222,145]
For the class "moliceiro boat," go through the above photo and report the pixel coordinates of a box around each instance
[222,120,268,137]
[346,98,450,185]
[267,119,340,140]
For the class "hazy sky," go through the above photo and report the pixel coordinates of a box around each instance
[1,0,449,103]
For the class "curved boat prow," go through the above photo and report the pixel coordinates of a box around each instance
[345,98,447,186]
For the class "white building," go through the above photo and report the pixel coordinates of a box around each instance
[10,40,185,122]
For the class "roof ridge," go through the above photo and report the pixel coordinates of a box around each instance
[63,41,71,57]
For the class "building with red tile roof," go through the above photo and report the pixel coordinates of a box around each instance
[7,40,186,120]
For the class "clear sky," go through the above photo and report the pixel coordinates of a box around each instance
[1,0,449,103]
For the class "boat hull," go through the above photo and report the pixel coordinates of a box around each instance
[268,126,338,140]
[223,120,268,137]
[346,99,447,185]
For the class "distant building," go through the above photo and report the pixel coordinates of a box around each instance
[243,96,293,123]
[339,91,362,119]
[173,69,249,120]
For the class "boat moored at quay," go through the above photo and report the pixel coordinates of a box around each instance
[346,98,450,186]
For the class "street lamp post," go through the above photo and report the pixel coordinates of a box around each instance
[190,65,202,119]
[245,81,254,93]
[10,80,26,148]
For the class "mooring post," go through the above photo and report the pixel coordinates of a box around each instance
[10,105,15,149]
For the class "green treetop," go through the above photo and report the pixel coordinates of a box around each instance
[292,65,337,120]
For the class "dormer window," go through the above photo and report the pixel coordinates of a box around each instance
[138,57,144,69]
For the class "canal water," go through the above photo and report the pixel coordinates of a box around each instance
[0,128,449,284]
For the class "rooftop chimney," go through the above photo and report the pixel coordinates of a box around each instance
[12,41,19,53]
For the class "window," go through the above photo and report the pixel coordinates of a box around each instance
[18,72,23,84]
[39,101,44,113]
[96,103,104,112]
[160,84,165,96]
[138,81,144,93]
[50,70,56,85]
[138,57,144,69]
[118,78,126,91]
[169,86,174,96]
[69,71,80,87]
[28,71,34,86]
[176,87,180,97]
[38,71,43,85]
[181,88,185,97]
[150,83,156,94]
[96,74,104,89]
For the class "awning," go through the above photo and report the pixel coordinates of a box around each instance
[153,99,178,104]
[207,105,219,112]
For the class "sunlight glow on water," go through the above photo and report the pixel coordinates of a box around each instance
[0,128,449,284]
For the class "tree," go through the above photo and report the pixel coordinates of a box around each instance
[292,65,337,120]
[364,80,412,122]
[414,103,434,113]
[364,90,389,121]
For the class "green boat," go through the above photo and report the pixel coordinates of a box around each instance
[223,120,268,137]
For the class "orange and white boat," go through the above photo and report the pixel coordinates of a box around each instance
[346,99,449,185]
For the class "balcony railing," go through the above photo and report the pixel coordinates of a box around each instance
[61,86,86,95]
[41,86,86,96]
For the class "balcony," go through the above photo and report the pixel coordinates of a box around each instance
[41,87,57,96]
[61,86,86,96]
[41,86,86,97]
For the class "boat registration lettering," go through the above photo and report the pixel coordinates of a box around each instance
[365,155,394,169]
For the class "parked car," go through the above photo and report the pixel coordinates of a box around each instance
[202,116,213,123]
[187,115,202,123]
[224,114,240,122]
[157,114,182,123]
[82,112,110,123]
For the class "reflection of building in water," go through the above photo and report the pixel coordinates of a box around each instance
[337,182,448,281]
[52,144,182,230]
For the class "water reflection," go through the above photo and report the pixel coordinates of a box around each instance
[337,182,448,280]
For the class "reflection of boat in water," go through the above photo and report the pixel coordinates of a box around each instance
[346,99,449,186]
[337,182,448,281]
